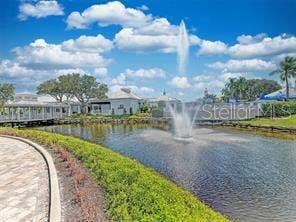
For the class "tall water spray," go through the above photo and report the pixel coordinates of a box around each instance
[169,20,199,139]
[177,20,189,76]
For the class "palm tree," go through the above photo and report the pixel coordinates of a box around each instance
[270,56,296,100]
[237,77,248,100]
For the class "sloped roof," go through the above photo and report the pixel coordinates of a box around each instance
[149,94,178,102]
[265,87,296,98]
[108,88,142,100]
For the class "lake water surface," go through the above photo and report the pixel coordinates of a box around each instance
[38,124,296,222]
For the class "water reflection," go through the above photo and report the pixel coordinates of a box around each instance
[38,124,296,222]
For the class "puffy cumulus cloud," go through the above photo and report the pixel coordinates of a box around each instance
[208,59,276,72]
[229,34,296,59]
[124,68,166,79]
[236,33,267,45]
[0,59,90,79]
[55,68,88,76]
[0,60,34,77]
[13,39,110,70]
[114,28,199,53]
[18,0,64,20]
[66,1,151,29]
[110,67,165,91]
[66,2,200,53]
[135,18,178,36]
[168,76,191,89]
[110,84,155,97]
[193,72,258,94]
[197,40,228,55]
[111,73,126,85]
[196,34,296,59]
[137,5,149,11]
[94,68,108,78]
[61,35,113,53]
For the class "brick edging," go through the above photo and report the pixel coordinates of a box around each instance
[0,135,61,222]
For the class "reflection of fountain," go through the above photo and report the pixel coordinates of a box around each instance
[169,21,199,139]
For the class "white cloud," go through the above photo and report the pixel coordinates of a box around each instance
[193,75,212,82]
[66,1,151,29]
[193,72,258,94]
[110,84,155,96]
[197,40,228,55]
[111,73,126,85]
[229,34,296,59]
[61,34,113,53]
[208,59,276,72]
[94,68,108,78]
[137,5,149,11]
[0,59,90,79]
[18,0,64,20]
[114,27,199,53]
[236,33,267,45]
[66,2,200,53]
[194,79,225,91]
[135,18,178,35]
[13,39,110,69]
[196,34,296,59]
[168,76,191,89]
[124,68,166,79]
[0,60,34,77]
[54,68,88,76]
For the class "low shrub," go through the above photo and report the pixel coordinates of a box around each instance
[129,112,151,119]
[262,101,296,117]
[0,128,228,222]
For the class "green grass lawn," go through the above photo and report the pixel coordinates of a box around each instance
[0,128,228,222]
[242,114,296,127]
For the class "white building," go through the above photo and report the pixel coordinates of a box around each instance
[0,93,70,122]
[148,91,180,111]
[90,88,143,115]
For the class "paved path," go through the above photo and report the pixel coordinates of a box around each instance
[0,137,49,222]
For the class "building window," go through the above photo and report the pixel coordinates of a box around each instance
[118,104,124,109]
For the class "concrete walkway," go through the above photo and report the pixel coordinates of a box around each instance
[0,137,49,222]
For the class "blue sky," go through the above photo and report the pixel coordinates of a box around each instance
[1,0,296,100]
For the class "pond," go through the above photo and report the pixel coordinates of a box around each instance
[38,124,296,222]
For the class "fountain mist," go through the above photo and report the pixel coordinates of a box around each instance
[169,20,199,139]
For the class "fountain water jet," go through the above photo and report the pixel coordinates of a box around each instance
[169,20,199,139]
[177,20,189,76]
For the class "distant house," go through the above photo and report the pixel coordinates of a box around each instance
[259,87,296,101]
[0,93,70,122]
[148,91,180,111]
[90,88,143,115]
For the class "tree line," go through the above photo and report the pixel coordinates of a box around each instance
[0,56,295,107]
[36,73,108,113]
[221,56,296,101]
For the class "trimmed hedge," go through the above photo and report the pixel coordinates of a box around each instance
[0,128,228,222]
[262,101,296,117]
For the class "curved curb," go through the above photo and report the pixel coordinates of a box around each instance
[0,135,61,222]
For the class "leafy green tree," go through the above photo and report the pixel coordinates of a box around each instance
[203,88,217,103]
[67,73,108,113]
[237,77,248,99]
[0,83,14,106]
[270,56,296,99]
[37,79,64,102]
[222,77,282,101]
[57,74,75,101]
[246,79,281,100]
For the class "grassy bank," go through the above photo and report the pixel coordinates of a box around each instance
[242,114,296,127]
[0,128,228,222]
